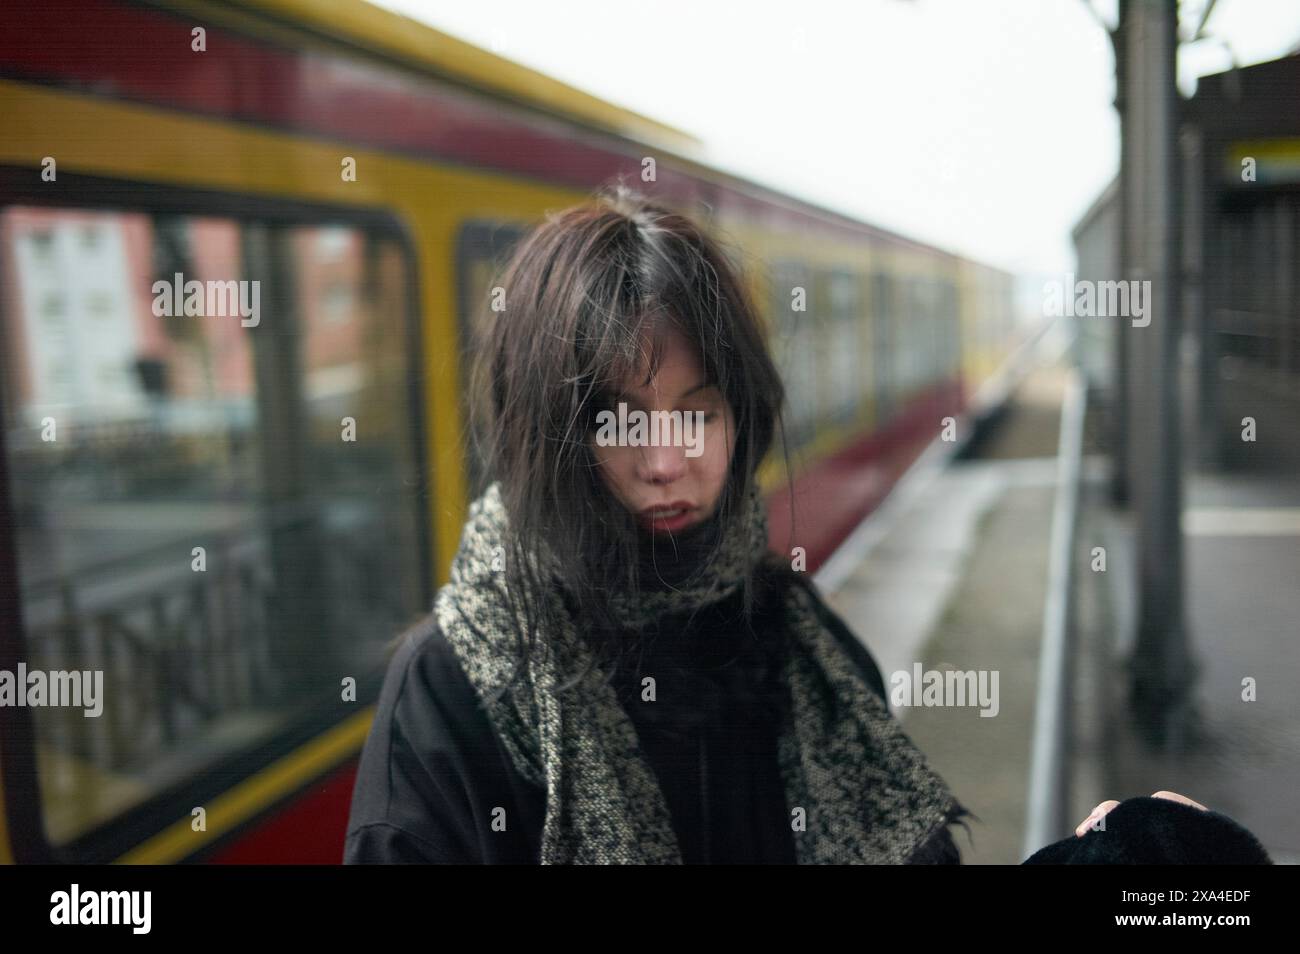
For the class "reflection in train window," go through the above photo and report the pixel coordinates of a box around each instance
[0,207,428,846]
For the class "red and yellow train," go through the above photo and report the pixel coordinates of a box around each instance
[0,0,1017,863]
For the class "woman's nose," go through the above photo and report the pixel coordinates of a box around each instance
[637,441,688,484]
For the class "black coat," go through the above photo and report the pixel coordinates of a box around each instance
[343,582,1270,865]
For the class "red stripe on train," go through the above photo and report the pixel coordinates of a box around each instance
[767,380,963,573]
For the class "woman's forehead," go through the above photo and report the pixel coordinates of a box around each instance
[618,326,704,394]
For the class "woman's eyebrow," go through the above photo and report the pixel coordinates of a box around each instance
[614,381,714,404]
[679,381,714,399]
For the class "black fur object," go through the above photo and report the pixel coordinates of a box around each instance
[1022,796,1273,864]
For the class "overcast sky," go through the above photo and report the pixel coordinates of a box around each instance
[372,0,1300,281]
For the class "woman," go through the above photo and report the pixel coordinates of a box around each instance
[344,184,1259,865]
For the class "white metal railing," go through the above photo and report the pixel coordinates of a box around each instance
[1022,366,1087,859]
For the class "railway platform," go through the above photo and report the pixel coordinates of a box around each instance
[816,341,1300,864]
[1081,450,1300,865]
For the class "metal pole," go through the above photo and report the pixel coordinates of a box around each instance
[1123,0,1196,730]
[1111,0,1131,506]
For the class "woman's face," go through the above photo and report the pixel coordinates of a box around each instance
[591,327,736,535]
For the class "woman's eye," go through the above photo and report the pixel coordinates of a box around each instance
[702,411,720,423]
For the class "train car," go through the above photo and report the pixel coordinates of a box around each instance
[0,0,1018,863]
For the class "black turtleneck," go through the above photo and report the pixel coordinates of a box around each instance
[608,577,797,864]
[581,512,790,863]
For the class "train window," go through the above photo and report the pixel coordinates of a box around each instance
[915,278,935,389]
[916,278,940,389]
[945,280,961,378]
[808,270,832,429]
[871,272,896,423]
[827,268,862,425]
[909,277,936,393]
[455,220,527,500]
[769,260,817,447]
[936,280,957,380]
[0,206,428,847]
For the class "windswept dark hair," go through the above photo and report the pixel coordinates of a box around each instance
[467,180,789,688]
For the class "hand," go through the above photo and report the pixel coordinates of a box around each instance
[1075,790,1208,837]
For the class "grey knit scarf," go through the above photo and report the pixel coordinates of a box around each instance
[435,481,961,864]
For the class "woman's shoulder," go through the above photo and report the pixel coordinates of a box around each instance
[373,613,491,736]
[346,614,544,863]
[385,612,456,676]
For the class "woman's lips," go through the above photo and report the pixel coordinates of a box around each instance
[637,503,698,533]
